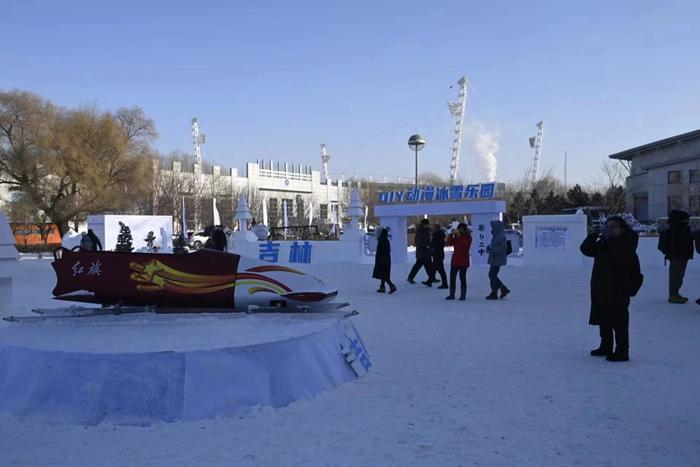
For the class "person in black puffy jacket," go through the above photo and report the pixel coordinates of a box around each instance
[581,216,643,362]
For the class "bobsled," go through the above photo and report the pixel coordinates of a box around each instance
[51,247,338,311]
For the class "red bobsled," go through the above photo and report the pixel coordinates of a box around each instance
[51,248,338,311]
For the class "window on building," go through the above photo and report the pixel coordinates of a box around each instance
[320,204,328,221]
[268,198,279,225]
[668,196,684,212]
[690,170,700,183]
[668,170,682,184]
[295,195,304,222]
[690,196,700,216]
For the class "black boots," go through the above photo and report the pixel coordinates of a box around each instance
[590,346,612,357]
[606,351,629,362]
[485,292,498,300]
[500,287,510,299]
[389,284,397,294]
[377,286,385,293]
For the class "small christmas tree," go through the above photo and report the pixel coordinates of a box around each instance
[115,221,134,252]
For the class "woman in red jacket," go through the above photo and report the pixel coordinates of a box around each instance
[445,223,472,300]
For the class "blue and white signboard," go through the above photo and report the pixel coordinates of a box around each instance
[378,183,498,204]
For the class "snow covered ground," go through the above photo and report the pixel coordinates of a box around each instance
[1,249,699,466]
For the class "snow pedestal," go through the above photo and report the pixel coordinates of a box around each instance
[339,189,368,262]
[522,214,588,267]
[233,195,258,246]
[0,315,367,425]
[0,212,18,310]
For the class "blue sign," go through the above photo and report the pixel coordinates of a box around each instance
[378,183,498,203]
[289,241,313,263]
[259,241,281,262]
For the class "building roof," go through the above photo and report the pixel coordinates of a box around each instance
[608,128,700,161]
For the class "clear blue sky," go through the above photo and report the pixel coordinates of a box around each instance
[3,0,699,186]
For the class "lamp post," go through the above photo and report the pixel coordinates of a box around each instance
[408,134,426,190]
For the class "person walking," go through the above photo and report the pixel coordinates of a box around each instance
[407,219,433,285]
[658,209,693,303]
[485,220,510,299]
[79,232,93,251]
[86,229,102,251]
[445,223,472,300]
[428,223,449,289]
[373,228,397,294]
[580,216,643,362]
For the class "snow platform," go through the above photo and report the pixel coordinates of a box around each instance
[0,314,361,425]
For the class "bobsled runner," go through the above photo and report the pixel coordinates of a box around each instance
[49,247,339,312]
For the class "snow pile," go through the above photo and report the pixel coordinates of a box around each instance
[0,315,357,425]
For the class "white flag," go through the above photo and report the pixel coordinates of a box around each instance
[262,198,269,227]
[283,200,289,228]
[181,197,188,235]
[213,198,220,226]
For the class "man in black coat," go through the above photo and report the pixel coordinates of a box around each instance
[372,228,396,293]
[581,216,643,362]
[212,226,228,252]
[658,209,693,303]
[86,229,102,251]
[407,219,433,285]
[427,223,448,288]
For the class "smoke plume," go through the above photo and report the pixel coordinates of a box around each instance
[468,121,499,182]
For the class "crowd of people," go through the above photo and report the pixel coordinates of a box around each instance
[373,209,700,363]
[372,218,510,301]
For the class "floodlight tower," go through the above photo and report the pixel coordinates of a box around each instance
[529,121,544,186]
[191,117,206,165]
[320,144,331,183]
[448,76,468,185]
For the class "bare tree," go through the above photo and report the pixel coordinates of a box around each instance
[0,91,156,236]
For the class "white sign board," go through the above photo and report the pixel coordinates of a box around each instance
[535,226,568,249]
[523,215,587,267]
[88,215,173,251]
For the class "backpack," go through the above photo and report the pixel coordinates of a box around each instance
[506,239,513,256]
[657,230,670,258]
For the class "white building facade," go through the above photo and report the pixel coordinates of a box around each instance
[610,129,700,222]
[156,158,348,232]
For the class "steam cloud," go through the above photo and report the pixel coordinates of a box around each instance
[468,121,499,182]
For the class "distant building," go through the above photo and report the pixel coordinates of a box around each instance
[609,129,700,221]
[155,158,349,231]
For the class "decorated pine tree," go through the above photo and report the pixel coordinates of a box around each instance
[115,221,134,252]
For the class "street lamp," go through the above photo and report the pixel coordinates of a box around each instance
[408,134,426,189]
